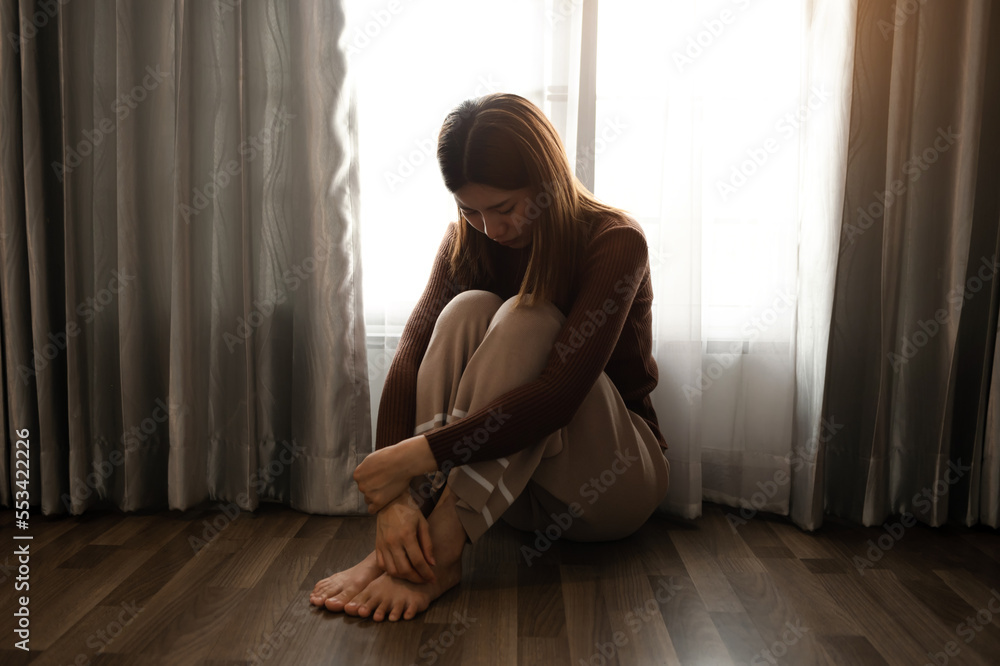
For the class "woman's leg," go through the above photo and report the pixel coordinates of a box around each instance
[434,295,670,546]
[499,372,671,545]
[310,291,501,612]
[336,291,567,619]
[407,290,504,514]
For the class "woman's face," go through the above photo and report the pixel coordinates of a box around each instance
[454,183,535,249]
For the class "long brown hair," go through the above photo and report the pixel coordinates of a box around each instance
[437,93,628,309]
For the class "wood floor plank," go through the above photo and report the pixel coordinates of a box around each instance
[816,635,891,666]
[459,524,518,666]
[724,570,835,665]
[209,536,289,589]
[771,520,837,559]
[696,509,758,559]
[656,573,729,665]
[25,603,142,666]
[139,585,248,662]
[935,568,1000,619]
[57,543,120,568]
[207,537,326,661]
[758,557,865,636]
[413,620,472,666]
[91,514,160,545]
[669,530,745,613]
[715,558,768,575]
[799,557,850,574]
[960,527,1000,566]
[932,568,1000,662]
[560,565,620,666]
[733,518,796,559]
[358,611,426,666]
[597,558,682,665]
[0,648,31,666]
[99,540,242,655]
[858,570,990,665]
[517,556,566,638]
[217,504,308,541]
[119,512,193,551]
[816,572,949,666]
[710,610,769,666]
[100,515,232,608]
[90,653,167,665]
[626,517,690,577]
[0,513,122,612]
[518,637,571,666]
[293,514,344,540]
[31,545,153,650]
[899,525,1000,589]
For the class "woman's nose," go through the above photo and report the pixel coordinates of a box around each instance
[484,214,506,240]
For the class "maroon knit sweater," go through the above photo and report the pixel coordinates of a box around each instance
[373,213,667,469]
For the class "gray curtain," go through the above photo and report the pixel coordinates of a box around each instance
[0,0,370,515]
[823,0,1000,527]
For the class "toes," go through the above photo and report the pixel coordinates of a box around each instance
[344,589,368,617]
[353,594,373,618]
[372,598,392,622]
[312,580,335,599]
[403,601,418,621]
[312,581,344,607]
[324,594,346,612]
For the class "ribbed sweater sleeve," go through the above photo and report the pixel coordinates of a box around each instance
[374,222,460,452]
[423,221,651,469]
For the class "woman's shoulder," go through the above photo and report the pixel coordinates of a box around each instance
[586,211,648,248]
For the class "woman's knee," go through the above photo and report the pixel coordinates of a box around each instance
[427,290,503,347]
[439,289,503,323]
[486,294,565,341]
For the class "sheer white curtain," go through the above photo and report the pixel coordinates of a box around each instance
[353,0,857,528]
[579,0,857,527]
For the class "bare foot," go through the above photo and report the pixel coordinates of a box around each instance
[344,557,463,621]
[310,550,382,612]
[345,483,468,621]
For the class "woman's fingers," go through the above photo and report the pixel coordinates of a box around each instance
[418,517,436,566]
[402,536,435,583]
[363,489,392,514]
[382,548,399,578]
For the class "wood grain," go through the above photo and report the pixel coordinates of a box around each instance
[3,502,997,665]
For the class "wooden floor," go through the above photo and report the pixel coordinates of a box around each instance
[1,502,999,665]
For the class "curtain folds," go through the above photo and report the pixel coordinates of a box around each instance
[0,0,370,516]
[5,0,996,530]
[823,0,1000,528]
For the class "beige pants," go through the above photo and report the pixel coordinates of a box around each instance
[408,290,670,544]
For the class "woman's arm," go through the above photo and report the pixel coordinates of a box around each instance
[374,222,461,451]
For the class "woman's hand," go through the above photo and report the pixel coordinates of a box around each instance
[353,435,438,514]
[376,492,437,584]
